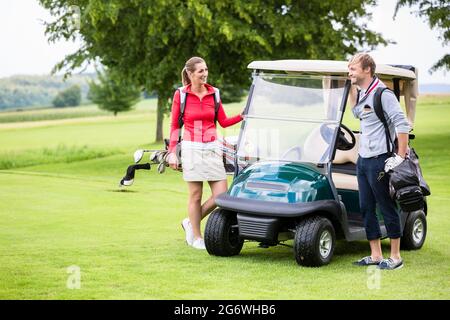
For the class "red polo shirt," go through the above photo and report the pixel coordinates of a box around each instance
[168,83,242,153]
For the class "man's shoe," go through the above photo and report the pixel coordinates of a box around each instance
[192,238,206,250]
[352,256,382,266]
[377,258,404,270]
[181,218,194,246]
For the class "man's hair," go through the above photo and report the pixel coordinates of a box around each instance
[348,53,376,77]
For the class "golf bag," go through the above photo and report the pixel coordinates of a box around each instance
[389,148,431,212]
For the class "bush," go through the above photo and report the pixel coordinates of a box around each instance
[52,85,81,107]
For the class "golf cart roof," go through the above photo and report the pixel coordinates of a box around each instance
[247,60,416,80]
[248,59,419,128]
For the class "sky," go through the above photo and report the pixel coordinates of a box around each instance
[0,0,448,84]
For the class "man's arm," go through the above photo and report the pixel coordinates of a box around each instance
[381,91,410,158]
[397,132,409,158]
[381,91,410,172]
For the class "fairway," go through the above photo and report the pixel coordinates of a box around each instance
[0,97,449,299]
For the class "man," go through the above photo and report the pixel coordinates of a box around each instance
[348,53,411,270]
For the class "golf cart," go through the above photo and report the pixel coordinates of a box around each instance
[204,60,430,267]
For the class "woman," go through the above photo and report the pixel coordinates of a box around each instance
[167,57,243,249]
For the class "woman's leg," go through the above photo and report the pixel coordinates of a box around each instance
[200,195,216,220]
[202,179,228,220]
[187,181,203,239]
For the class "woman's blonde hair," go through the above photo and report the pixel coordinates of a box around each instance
[181,56,205,86]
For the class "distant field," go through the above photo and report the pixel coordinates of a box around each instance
[0,95,449,299]
[0,99,157,123]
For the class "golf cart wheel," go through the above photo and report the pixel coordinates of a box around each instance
[294,216,336,267]
[401,210,427,250]
[204,209,243,257]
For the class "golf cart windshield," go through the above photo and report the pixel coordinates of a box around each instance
[237,74,348,167]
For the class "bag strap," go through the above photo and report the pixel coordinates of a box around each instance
[373,87,395,155]
[177,87,187,142]
[213,87,220,125]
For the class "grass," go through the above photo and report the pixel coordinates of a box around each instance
[0,96,449,299]
[0,144,121,170]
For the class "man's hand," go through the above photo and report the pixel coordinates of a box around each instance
[384,154,404,172]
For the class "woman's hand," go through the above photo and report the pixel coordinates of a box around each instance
[167,152,180,170]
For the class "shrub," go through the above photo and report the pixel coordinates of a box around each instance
[52,85,81,107]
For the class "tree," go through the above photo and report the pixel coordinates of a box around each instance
[395,0,450,72]
[39,0,387,142]
[52,85,81,107]
[88,69,141,116]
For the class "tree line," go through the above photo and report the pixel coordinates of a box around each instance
[0,71,142,114]
[0,74,94,110]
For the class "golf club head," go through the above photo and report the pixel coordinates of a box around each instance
[134,150,144,163]
[157,162,165,174]
[150,151,158,163]
[157,152,166,163]
[119,178,134,187]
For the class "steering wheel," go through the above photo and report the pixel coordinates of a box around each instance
[318,123,355,151]
[336,124,356,151]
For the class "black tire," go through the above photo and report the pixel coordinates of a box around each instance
[401,210,427,250]
[294,216,336,267]
[204,209,243,256]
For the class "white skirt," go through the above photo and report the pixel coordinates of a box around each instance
[181,141,226,182]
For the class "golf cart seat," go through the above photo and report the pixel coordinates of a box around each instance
[300,123,359,191]
[331,172,358,191]
[332,132,359,190]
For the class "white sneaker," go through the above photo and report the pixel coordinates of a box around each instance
[181,218,194,246]
[192,238,206,250]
